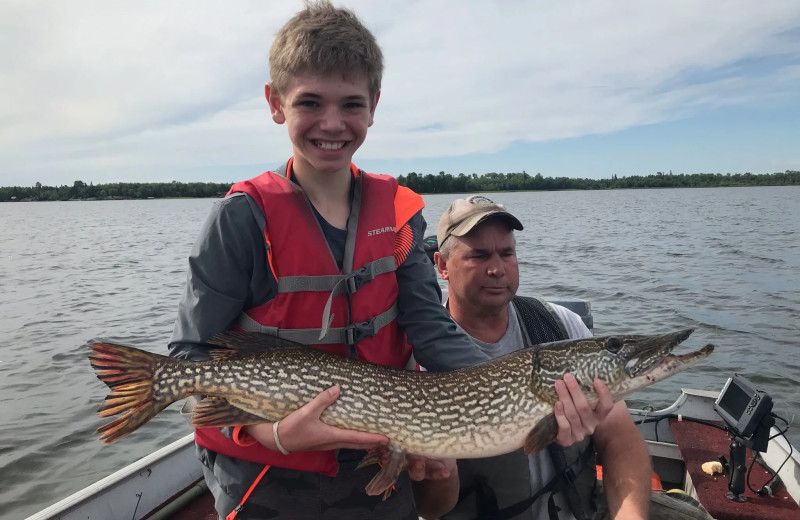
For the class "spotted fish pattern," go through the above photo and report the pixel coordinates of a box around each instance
[89,329,713,496]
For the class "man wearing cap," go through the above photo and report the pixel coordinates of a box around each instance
[431,195,652,520]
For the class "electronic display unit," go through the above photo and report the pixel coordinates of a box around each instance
[714,374,773,443]
[714,374,777,501]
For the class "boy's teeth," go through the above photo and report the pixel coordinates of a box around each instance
[316,141,345,151]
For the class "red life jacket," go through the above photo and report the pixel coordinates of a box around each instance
[194,160,424,475]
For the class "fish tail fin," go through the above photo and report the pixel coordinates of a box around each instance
[89,342,173,444]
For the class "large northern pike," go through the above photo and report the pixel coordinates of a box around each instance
[90,329,712,496]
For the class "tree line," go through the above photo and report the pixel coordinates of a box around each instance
[0,180,233,202]
[397,170,800,194]
[1,171,798,202]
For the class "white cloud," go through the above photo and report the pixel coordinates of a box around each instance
[370,1,800,156]
[1,0,799,184]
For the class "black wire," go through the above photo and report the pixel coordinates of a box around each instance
[769,425,790,440]
[635,414,726,430]
[771,412,789,426]
[634,413,727,443]
[738,413,792,495]
[746,454,761,494]
[755,428,794,495]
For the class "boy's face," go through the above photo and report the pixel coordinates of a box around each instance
[266,72,379,179]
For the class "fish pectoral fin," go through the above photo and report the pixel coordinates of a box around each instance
[363,445,406,500]
[524,412,559,455]
[191,398,265,427]
[356,446,389,470]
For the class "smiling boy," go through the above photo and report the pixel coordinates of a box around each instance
[168,2,490,519]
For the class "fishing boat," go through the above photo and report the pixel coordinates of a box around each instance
[24,298,799,520]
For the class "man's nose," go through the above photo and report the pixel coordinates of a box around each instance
[487,256,505,276]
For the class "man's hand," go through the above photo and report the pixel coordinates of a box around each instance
[410,456,460,519]
[244,385,389,453]
[406,455,456,481]
[553,373,614,446]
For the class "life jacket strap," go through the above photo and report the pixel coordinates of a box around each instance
[317,255,396,340]
[226,464,270,520]
[466,439,596,520]
[236,302,399,346]
[275,255,396,294]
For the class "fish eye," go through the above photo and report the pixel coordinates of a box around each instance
[605,337,623,353]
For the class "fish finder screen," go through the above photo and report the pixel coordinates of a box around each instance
[719,380,749,419]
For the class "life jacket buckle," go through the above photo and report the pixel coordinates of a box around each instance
[563,465,579,483]
[345,326,356,346]
[344,317,378,345]
[345,275,359,295]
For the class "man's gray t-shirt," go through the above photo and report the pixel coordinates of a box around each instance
[456,302,592,520]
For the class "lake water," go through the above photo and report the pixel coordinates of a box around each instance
[1,187,798,519]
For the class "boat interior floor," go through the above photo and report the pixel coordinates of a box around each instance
[669,418,799,520]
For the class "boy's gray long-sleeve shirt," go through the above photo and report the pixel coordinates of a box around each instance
[168,192,489,371]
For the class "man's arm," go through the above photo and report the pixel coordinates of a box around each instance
[410,457,459,520]
[592,401,652,520]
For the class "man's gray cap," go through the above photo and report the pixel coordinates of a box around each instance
[436,195,523,246]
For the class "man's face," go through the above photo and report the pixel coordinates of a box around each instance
[436,218,520,315]
[265,71,380,179]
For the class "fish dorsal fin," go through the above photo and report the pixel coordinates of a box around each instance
[208,349,236,360]
[207,331,305,353]
[524,412,559,455]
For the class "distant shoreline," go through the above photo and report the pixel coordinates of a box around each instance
[2,170,798,202]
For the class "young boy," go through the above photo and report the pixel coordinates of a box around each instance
[168,2,489,518]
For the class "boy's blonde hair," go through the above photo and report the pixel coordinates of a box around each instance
[269,0,383,99]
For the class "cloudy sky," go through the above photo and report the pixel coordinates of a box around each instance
[2,0,799,187]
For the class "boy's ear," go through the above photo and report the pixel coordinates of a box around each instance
[368,90,381,127]
[265,83,286,124]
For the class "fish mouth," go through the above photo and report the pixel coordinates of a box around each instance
[634,343,715,383]
[623,329,697,377]
[654,343,715,367]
